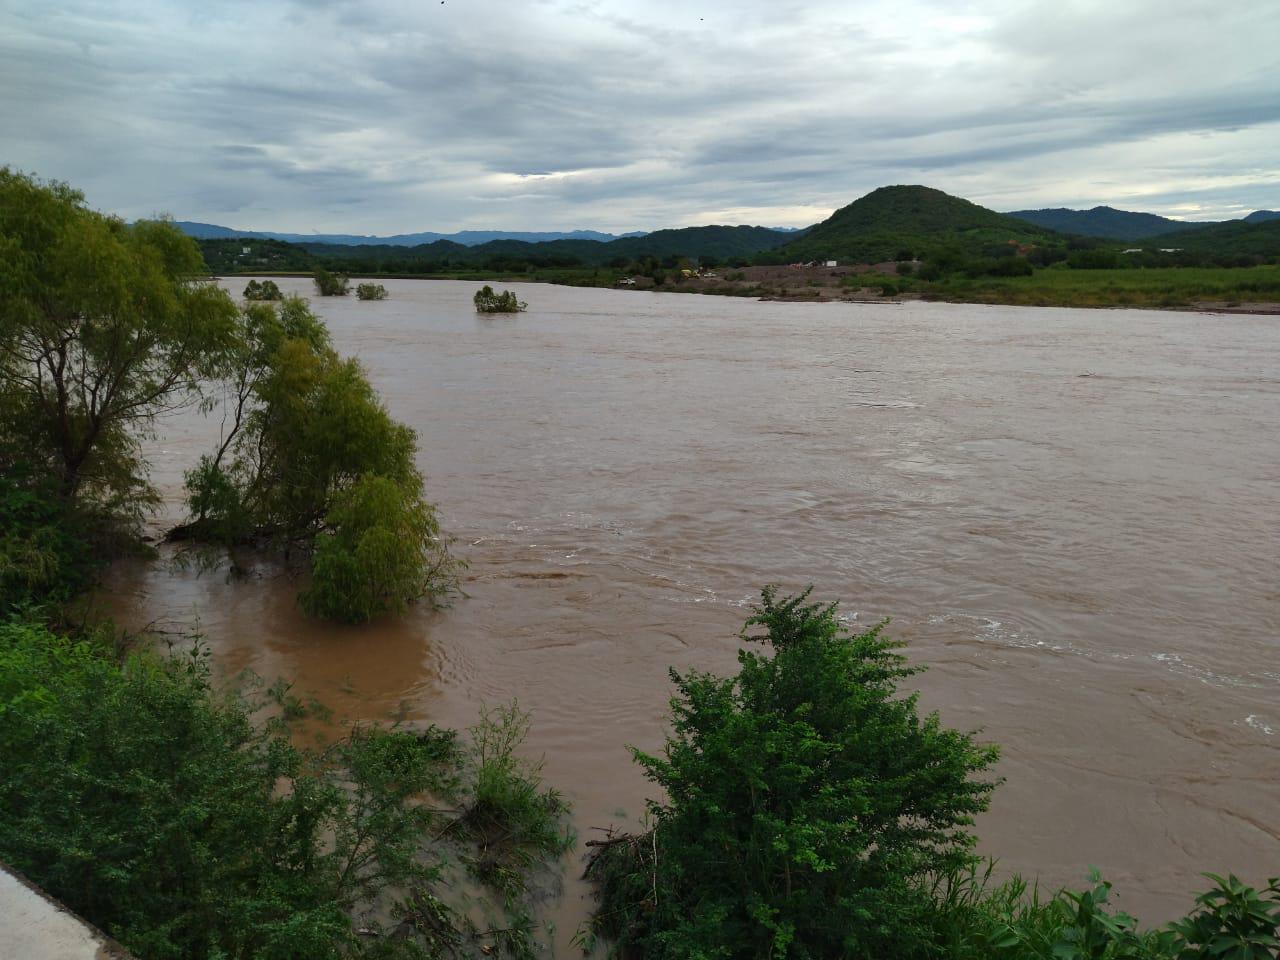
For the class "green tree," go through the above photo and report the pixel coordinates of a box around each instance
[180,296,460,621]
[473,285,527,313]
[243,278,283,301]
[314,266,350,296]
[586,587,1000,959]
[0,169,240,509]
[356,282,389,301]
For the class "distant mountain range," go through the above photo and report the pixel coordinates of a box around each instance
[1007,206,1280,241]
[174,221,648,246]
[176,221,812,247]
[191,188,1280,275]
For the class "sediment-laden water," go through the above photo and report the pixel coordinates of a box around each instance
[108,277,1279,939]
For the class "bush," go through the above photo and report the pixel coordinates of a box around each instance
[0,472,98,616]
[314,266,350,296]
[356,282,388,301]
[243,279,283,301]
[0,621,575,960]
[301,474,452,624]
[585,587,1000,959]
[473,285,527,313]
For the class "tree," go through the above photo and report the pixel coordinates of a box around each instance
[585,587,1001,959]
[0,169,240,509]
[243,279,283,301]
[355,282,388,301]
[314,266,350,296]
[180,295,460,621]
[473,285,526,313]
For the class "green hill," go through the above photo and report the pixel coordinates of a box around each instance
[200,224,795,275]
[1148,218,1280,258]
[780,185,1056,263]
[1006,205,1213,241]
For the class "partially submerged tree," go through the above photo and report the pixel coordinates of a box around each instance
[242,278,283,301]
[585,587,1001,959]
[355,282,388,301]
[314,266,350,296]
[473,285,527,313]
[0,169,240,513]
[181,295,461,621]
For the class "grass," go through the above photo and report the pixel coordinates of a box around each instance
[925,265,1280,308]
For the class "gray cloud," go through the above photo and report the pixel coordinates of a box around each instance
[1,0,1276,231]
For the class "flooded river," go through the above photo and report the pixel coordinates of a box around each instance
[109,278,1279,938]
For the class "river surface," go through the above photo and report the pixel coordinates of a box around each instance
[108,278,1279,942]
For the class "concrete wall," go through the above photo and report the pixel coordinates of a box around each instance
[0,863,133,959]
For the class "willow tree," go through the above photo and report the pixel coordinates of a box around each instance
[182,295,460,622]
[0,169,239,514]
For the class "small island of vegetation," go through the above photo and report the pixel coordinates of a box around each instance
[473,284,527,313]
[356,281,389,300]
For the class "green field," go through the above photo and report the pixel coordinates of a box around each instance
[924,265,1280,308]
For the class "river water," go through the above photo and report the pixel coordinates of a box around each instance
[108,277,1279,940]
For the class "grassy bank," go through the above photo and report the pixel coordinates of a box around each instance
[922,265,1280,309]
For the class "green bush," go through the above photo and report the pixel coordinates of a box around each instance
[243,279,283,301]
[356,282,388,301]
[0,621,574,959]
[473,285,526,313]
[314,266,350,296]
[301,473,453,624]
[585,587,1000,959]
[0,472,98,616]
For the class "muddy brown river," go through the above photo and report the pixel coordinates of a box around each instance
[108,277,1278,943]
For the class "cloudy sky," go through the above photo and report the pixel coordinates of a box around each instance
[3,0,1277,233]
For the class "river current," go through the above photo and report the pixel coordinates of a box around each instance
[109,277,1279,936]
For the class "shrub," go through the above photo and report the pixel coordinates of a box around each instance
[0,622,575,960]
[314,266,350,296]
[585,587,1000,959]
[356,282,388,301]
[301,473,452,624]
[243,279,283,301]
[0,472,98,616]
[473,285,526,313]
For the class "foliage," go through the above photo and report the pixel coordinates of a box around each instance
[181,295,460,620]
[0,471,99,617]
[585,587,1001,959]
[0,168,240,509]
[300,474,454,624]
[779,185,1059,265]
[356,282,389,301]
[0,621,574,960]
[315,266,350,296]
[243,278,283,301]
[928,863,1280,960]
[473,285,527,313]
[458,703,575,900]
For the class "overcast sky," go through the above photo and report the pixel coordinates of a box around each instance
[3,0,1277,233]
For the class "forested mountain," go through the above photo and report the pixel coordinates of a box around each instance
[1148,218,1280,257]
[1006,206,1212,241]
[779,185,1056,262]
[199,224,796,273]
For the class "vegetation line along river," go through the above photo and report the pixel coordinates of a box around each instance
[108,276,1280,937]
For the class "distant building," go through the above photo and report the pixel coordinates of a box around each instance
[241,246,251,255]
[825,260,838,267]
[1158,248,1182,253]
[1122,248,1143,254]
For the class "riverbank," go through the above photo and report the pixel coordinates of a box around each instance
[221,263,1280,313]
